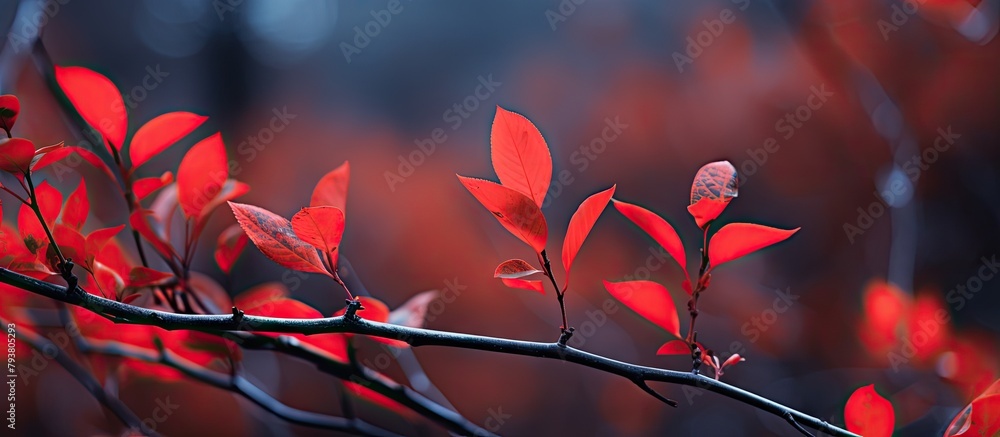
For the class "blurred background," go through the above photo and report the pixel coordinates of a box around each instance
[2,0,1000,435]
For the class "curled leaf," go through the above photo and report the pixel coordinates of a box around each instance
[31,146,118,183]
[688,161,738,228]
[133,171,174,201]
[494,259,543,279]
[0,94,20,131]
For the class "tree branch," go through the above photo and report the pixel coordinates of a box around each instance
[75,337,400,437]
[6,318,158,436]
[0,267,857,437]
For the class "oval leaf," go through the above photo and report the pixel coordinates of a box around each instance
[708,223,799,268]
[290,206,345,257]
[177,132,228,218]
[35,180,63,227]
[228,202,330,276]
[494,259,543,279]
[612,198,687,272]
[0,138,35,174]
[62,178,89,230]
[457,175,547,253]
[130,112,208,168]
[310,161,350,212]
[844,384,894,437]
[490,106,552,207]
[54,66,127,152]
[602,280,681,339]
[561,185,615,287]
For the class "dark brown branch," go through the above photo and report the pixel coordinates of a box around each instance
[0,267,858,437]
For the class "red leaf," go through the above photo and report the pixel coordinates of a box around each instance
[656,339,690,355]
[612,198,687,273]
[602,280,681,338]
[17,202,46,254]
[501,278,544,294]
[950,394,1000,437]
[34,180,63,227]
[51,224,86,266]
[177,132,228,218]
[31,146,118,182]
[85,225,125,269]
[457,175,547,253]
[128,266,174,287]
[129,209,177,261]
[133,171,174,201]
[228,202,330,276]
[688,161,738,228]
[61,178,89,230]
[310,161,350,212]
[0,94,20,131]
[214,223,249,274]
[54,66,127,152]
[290,206,345,257]
[234,282,289,311]
[0,138,35,173]
[561,185,615,288]
[494,259,543,279]
[844,384,894,437]
[490,106,552,207]
[708,223,799,267]
[129,112,208,168]
[388,290,438,329]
